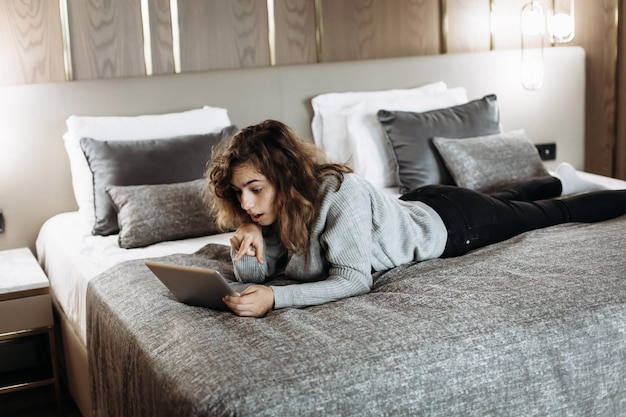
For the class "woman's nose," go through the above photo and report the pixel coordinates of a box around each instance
[240,192,253,210]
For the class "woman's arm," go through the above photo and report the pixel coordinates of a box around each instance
[272,177,375,309]
[230,224,286,283]
[226,225,286,317]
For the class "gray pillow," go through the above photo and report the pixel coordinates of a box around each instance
[80,125,237,236]
[377,95,501,193]
[432,129,549,193]
[106,179,219,249]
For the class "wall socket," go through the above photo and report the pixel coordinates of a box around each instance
[535,143,557,161]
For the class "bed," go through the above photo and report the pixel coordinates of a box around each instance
[33,46,626,417]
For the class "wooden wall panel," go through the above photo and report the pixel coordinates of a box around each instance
[274,0,317,65]
[178,0,270,72]
[0,0,65,86]
[67,0,145,80]
[148,0,175,75]
[570,0,617,176]
[445,0,491,53]
[319,0,381,62]
[380,0,440,58]
[320,0,439,63]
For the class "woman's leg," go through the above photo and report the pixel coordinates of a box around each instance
[560,190,626,223]
[401,185,626,258]
[487,163,609,201]
[487,175,562,201]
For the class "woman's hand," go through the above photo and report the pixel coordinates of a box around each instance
[223,285,274,317]
[230,223,264,264]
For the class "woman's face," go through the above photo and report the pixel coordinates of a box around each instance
[230,162,278,226]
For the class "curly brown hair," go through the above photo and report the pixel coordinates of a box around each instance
[206,119,351,254]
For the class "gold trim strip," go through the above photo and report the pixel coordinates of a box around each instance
[440,0,448,54]
[59,0,73,81]
[549,0,557,46]
[0,378,56,394]
[170,0,181,73]
[314,0,323,62]
[140,0,153,75]
[0,326,53,340]
[489,0,495,50]
[267,0,276,66]
[0,287,48,302]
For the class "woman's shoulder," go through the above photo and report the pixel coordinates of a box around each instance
[321,171,358,188]
[319,172,372,199]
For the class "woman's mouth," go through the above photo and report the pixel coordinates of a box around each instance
[250,213,263,222]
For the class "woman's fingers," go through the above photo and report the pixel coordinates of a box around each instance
[232,235,254,262]
[231,228,263,263]
[222,286,274,317]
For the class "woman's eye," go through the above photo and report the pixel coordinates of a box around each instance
[252,188,262,194]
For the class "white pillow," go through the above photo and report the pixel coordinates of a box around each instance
[63,106,231,224]
[344,87,469,188]
[311,82,447,164]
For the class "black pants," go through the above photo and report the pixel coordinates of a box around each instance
[400,176,626,258]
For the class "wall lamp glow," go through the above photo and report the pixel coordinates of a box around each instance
[549,0,575,44]
[521,0,545,90]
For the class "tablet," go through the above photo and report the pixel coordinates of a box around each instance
[145,261,236,311]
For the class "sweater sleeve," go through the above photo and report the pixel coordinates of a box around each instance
[272,178,374,309]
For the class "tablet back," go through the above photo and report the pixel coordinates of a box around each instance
[145,261,236,310]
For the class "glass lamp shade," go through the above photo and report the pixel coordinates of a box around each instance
[521,1,545,90]
[521,1,546,36]
[549,0,575,43]
[521,50,545,90]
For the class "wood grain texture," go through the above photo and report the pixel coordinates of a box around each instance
[178,0,269,72]
[148,0,175,75]
[386,0,440,57]
[320,0,438,62]
[0,0,65,86]
[570,0,617,176]
[445,0,490,53]
[319,0,378,61]
[67,0,145,80]
[274,0,317,65]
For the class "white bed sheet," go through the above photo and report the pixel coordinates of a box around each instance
[577,170,626,189]
[36,211,232,344]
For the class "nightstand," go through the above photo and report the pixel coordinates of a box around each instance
[0,247,61,416]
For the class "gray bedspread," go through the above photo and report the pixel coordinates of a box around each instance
[87,216,626,417]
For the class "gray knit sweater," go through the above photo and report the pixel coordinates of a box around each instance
[231,173,448,309]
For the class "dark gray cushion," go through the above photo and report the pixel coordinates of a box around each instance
[106,179,219,249]
[432,129,549,193]
[377,95,501,193]
[80,125,237,236]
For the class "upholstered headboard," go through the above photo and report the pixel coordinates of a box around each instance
[0,46,585,251]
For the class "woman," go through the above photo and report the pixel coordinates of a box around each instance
[206,120,626,317]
